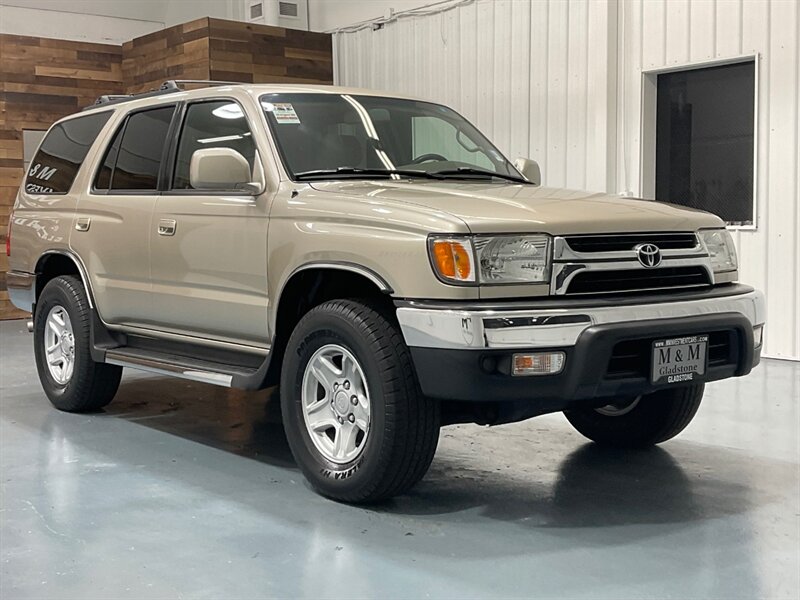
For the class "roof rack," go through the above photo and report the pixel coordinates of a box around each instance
[84,80,243,111]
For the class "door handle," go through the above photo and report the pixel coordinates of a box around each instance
[157,219,176,236]
[75,217,91,232]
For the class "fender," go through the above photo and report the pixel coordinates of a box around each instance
[286,261,394,294]
[36,249,97,309]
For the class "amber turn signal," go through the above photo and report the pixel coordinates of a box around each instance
[430,238,475,283]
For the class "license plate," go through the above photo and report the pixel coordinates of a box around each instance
[651,335,708,385]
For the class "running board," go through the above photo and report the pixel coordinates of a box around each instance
[105,347,262,388]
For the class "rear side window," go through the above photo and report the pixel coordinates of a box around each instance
[172,101,255,190]
[25,111,112,194]
[106,106,175,191]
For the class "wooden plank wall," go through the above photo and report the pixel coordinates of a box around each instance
[0,34,123,319]
[207,18,333,84]
[0,19,332,320]
[122,18,211,94]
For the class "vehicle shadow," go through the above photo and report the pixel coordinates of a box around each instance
[98,374,780,534]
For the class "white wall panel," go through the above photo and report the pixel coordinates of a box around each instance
[335,0,616,192]
[333,0,799,359]
[619,0,800,360]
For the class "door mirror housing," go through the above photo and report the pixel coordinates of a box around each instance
[189,148,263,193]
[513,157,541,185]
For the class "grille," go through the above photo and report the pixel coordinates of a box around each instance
[565,266,711,295]
[564,232,698,253]
[606,331,735,380]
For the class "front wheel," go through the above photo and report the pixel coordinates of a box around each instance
[280,299,440,503]
[564,384,704,448]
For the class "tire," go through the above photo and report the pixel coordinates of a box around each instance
[563,384,704,448]
[280,299,440,503]
[34,275,122,412]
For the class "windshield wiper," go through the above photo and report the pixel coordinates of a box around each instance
[430,167,529,184]
[294,167,445,181]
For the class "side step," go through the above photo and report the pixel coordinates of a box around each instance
[104,346,271,390]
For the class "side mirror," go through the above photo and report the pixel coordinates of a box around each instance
[189,148,264,193]
[513,157,541,185]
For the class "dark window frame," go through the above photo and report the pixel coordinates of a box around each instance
[24,110,113,196]
[89,104,178,196]
[652,58,757,228]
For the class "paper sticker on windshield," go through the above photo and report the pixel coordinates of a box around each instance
[273,103,300,124]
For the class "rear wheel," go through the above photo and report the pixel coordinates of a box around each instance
[564,384,704,448]
[34,276,122,412]
[280,299,440,503]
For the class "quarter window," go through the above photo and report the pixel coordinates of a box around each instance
[25,111,112,194]
[109,106,175,191]
[172,101,255,190]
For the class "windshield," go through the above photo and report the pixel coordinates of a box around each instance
[260,93,524,182]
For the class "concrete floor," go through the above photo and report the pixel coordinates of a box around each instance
[1,319,798,600]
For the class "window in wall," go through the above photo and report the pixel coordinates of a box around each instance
[110,106,175,191]
[655,61,755,226]
[24,111,112,194]
[172,101,256,190]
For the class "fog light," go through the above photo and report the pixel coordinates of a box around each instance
[512,352,565,376]
[753,324,764,348]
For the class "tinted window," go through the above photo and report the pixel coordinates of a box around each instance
[261,93,517,179]
[93,122,125,191]
[111,106,175,191]
[25,111,112,194]
[172,101,255,189]
[656,61,755,225]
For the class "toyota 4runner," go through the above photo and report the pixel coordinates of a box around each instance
[6,81,765,503]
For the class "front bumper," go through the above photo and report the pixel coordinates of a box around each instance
[396,285,765,403]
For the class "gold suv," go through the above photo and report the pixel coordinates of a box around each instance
[7,81,765,502]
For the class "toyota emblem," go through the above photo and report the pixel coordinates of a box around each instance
[635,243,662,268]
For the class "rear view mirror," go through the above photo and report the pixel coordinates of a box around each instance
[513,157,541,185]
[190,148,263,193]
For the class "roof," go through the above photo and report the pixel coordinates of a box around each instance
[79,80,427,115]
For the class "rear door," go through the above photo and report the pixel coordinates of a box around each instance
[72,105,176,327]
[147,98,270,346]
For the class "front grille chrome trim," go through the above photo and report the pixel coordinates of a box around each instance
[550,235,713,295]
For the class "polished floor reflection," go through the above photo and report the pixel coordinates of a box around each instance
[1,320,798,599]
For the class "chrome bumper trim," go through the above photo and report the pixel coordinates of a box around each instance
[6,270,35,312]
[396,289,766,350]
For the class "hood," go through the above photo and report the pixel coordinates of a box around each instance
[309,180,724,235]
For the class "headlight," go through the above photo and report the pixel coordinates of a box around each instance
[699,229,738,273]
[474,235,551,283]
[429,234,551,284]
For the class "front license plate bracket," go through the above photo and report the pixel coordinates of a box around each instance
[651,334,708,385]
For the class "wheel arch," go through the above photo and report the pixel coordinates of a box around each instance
[265,263,395,387]
[35,250,95,309]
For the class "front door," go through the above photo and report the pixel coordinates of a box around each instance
[72,105,176,327]
[148,99,270,347]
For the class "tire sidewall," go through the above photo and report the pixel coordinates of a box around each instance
[34,278,86,405]
[281,306,393,498]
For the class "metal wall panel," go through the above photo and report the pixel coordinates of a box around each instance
[333,0,799,359]
[617,0,800,360]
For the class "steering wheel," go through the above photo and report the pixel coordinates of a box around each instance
[409,153,448,165]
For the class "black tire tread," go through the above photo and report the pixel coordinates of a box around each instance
[564,384,704,448]
[283,298,439,503]
[35,275,121,412]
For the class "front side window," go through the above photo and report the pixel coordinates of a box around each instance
[172,101,256,189]
[261,93,523,182]
[109,106,175,191]
[25,111,112,194]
